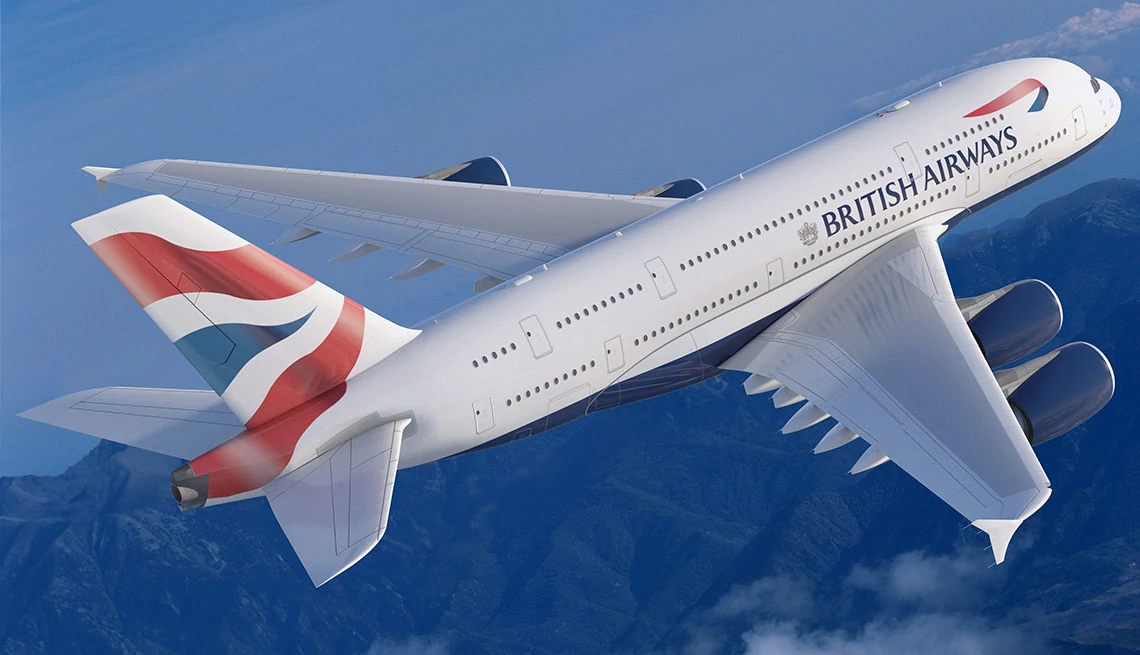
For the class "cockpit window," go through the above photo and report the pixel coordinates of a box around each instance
[1091,76,1101,93]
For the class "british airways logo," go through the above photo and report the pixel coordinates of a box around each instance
[964,78,1048,117]
[821,126,1018,238]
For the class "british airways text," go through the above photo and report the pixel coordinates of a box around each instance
[821,126,1017,237]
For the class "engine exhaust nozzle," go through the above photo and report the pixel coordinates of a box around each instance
[170,464,208,511]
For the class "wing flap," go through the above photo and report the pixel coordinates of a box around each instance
[264,417,409,586]
[722,227,1051,561]
[89,159,678,278]
[19,387,242,460]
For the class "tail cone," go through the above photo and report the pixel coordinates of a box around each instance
[171,464,208,511]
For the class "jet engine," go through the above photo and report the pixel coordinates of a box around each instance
[995,342,1115,446]
[958,279,1063,368]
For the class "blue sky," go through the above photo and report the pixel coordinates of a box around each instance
[4,0,1140,475]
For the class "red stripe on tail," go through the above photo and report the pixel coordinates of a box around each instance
[89,232,314,307]
[189,383,347,499]
[246,297,366,429]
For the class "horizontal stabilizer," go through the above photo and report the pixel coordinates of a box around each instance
[266,416,410,586]
[20,387,241,460]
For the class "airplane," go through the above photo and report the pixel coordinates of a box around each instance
[22,57,1120,586]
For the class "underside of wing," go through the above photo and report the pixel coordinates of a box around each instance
[723,227,1055,563]
[85,159,680,280]
[264,417,410,586]
[19,387,242,460]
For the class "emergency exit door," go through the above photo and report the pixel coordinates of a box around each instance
[766,259,784,290]
[519,315,552,358]
[1073,106,1088,140]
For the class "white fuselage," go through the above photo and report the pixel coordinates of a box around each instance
[295,57,1120,472]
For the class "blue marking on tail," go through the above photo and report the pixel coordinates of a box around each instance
[174,310,313,395]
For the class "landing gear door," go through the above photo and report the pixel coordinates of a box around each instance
[1073,106,1088,140]
[519,315,552,358]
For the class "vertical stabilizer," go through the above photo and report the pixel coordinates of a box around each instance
[72,195,419,427]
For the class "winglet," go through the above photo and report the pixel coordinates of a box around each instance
[972,486,1052,564]
[82,166,119,194]
[971,519,1022,564]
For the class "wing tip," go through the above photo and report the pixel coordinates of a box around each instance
[972,486,1052,564]
[82,166,119,194]
[971,519,1021,564]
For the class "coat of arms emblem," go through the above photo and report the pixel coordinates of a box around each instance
[798,221,819,246]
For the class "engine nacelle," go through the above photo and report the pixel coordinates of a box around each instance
[996,342,1115,446]
[958,279,1062,368]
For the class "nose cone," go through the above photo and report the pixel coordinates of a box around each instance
[1097,78,1122,132]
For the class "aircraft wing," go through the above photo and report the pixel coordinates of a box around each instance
[721,226,1051,563]
[19,387,242,460]
[264,417,410,587]
[83,159,678,280]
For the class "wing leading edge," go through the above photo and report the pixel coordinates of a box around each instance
[84,159,679,280]
[722,226,1051,562]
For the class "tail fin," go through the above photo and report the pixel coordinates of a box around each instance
[73,195,418,427]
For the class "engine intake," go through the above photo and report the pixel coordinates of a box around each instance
[959,279,1062,368]
[997,342,1115,446]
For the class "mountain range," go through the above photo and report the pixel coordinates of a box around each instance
[3,179,1140,654]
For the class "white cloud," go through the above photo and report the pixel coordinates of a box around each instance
[707,575,816,621]
[846,550,1000,610]
[683,549,1047,655]
[856,2,1140,109]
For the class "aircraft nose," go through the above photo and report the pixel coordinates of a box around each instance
[1098,78,1121,131]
